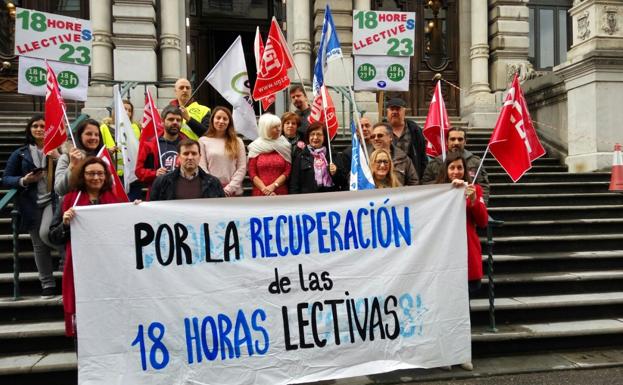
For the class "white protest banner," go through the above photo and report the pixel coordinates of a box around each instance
[14,7,92,65]
[354,55,410,91]
[18,56,88,101]
[352,10,416,56]
[71,185,471,385]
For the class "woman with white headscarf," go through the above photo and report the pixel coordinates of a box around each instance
[247,113,292,196]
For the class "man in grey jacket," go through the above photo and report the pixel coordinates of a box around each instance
[421,127,490,203]
[371,122,419,186]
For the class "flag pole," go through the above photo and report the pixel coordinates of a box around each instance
[437,79,447,162]
[340,58,369,163]
[146,90,163,164]
[473,144,490,183]
[184,77,208,108]
[62,109,76,146]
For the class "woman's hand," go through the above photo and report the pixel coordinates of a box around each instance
[465,183,476,204]
[132,200,142,205]
[22,170,44,185]
[329,163,337,176]
[62,208,75,225]
[69,148,83,168]
[451,179,466,188]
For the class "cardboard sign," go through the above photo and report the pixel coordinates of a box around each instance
[352,10,416,56]
[71,185,471,385]
[354,55,410,91]
[14,7,92,65]
[18,56,88,101]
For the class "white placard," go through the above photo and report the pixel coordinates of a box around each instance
[352,10,416,56]
[354,55,410,91]
[18,56,88,101]
[72,185,471,385]
[14,7,92,65]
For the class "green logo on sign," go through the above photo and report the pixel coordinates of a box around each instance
[387,64,406,81]
[357,63,376,81]
[57,71,79,89]
[25,66,46,86]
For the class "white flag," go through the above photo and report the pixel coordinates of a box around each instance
[206,36,258,140]
[113,85,139,192]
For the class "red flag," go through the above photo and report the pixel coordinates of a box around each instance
[489,74,546,182]
[423,81,451,158]
[139,90,163,168]
[271,18,294,70]
[308,85,338,139]
[252,20,291,101]
[97,147,129,202]
[254,27,276,111]
[43,62,67,155]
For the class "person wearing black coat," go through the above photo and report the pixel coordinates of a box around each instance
[289,122,348,194]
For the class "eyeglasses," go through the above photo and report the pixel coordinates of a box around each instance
[375,159,389,165]
[31,124,45,128]
[85,171,106,178]
[371,134,386,139]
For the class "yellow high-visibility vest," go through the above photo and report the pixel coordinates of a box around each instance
[181,101,211,140]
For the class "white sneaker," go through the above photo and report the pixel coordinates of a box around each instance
[460,362,473,371]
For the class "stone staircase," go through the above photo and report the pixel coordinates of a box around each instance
[0,109,622,384]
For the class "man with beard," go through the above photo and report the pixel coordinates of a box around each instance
[150,139,225,201]
[421,127,490,203]
[169,78,210,140]
[289,84,311,136]
[385,98,428,180]
[371,122,419,186]
[341,116,375,173]
[135,105,186,197]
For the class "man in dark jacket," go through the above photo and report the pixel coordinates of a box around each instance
[150,139,225,201]
[421,127,490,203]
[386,97,428,179]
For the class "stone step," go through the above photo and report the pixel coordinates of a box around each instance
[484,251,623,275]
[488,171,612,183]
[484,218,623,237]
[486,234,623,254]
[488,204,623,221]
[490,181,611,194]
[0,320,71,355]
[0,351,76,384]
[488,193,623,207]
[0,272,63,297]
[0,295,63,323]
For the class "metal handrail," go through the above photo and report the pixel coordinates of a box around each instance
[485,215,504,332]
[0,188,20,300]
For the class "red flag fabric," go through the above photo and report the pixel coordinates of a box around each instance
[97,147,129,202]
[271,18,294,70]
[308,85,338,139]
[252,20,291,101]
[254,26,276,111]
[43,62,67,155]
[139,90,163,169]
[423,81,451,158]
[489,74,546,182]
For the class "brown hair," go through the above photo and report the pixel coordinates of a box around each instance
[370,149,400,188]
[70,156,113,193]
[205,106,240,159]
[280,112,301,128]
[177,138,200,154]
[435,152,471,184]
[304,122,328,148]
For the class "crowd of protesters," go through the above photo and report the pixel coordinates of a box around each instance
[2,82,489,370]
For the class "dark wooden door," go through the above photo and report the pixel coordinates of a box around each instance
[374,0,460,116]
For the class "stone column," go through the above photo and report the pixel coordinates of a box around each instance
[90,0,113,81]
[289,0,311,84]
[470,0,491,94]
[555,0,623,172]
[159,0,182,82]
[488,0,532,92]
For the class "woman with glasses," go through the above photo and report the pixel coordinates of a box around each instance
[49,157,121,337]
[369,149,401,188]
[3,115,62,298]
[289,122,347,194]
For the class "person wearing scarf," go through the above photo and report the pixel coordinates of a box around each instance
[247,113,292,196]
[289,122,347,194]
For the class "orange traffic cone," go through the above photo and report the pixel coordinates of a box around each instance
[609,143,623,191]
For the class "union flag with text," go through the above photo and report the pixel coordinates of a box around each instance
[488,74,545,182]
[43,62,67,155]
[252,19,291,101]
[308,85,339,139]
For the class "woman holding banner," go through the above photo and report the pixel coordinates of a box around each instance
[435,152,488,371]
[370,149,401,189]
[49,157,121,337]
[3,114,63,298]
[198,106,246,197]
[54,119,105,197]
[289,122,346,194]
[247,113,291,196]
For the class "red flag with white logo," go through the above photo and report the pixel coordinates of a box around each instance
[488,74,546,182]
[253,27,276,111]
[308,85,339,139]
[139,90,163,168]
[252,20,291,101]
[271,17,294,70]
[97,147,129,202]
[43,62,67,155]
[423,81,451,159]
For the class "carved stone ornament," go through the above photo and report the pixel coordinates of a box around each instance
[577,11,591,41]
[506,62,538,84]
[602,6,619,35]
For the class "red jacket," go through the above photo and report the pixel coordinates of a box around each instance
[466,184,488,281]
[61,189,120,337]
